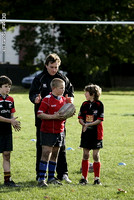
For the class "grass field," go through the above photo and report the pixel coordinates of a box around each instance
[0,87,134,200]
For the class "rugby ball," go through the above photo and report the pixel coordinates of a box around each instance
[58,103,76,120]
[80,163,94,173]
[89,163,94,173]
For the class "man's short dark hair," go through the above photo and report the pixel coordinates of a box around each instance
[45,53,61,66]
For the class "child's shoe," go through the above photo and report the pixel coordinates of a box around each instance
[93,179,102,185]
[79,178,88,185]
[4,180,20,187]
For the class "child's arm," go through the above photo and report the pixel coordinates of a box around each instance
[0,114,21,131]
[0,115,18,124]
[11,113,21,131]
[37,112,65,120]
[83,119,102,132]
[79,118,85,126]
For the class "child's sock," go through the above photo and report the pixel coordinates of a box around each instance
[93,162,101,179]
[82,159,89,180]
[38,160,48,181]
[48,161,56,181]
[4,172,11,183]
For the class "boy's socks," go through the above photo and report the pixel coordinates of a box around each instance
[38,160,48,181]
[93,162,101,178]
[4,172,11,182]
[82,159,89,180]
[48,161,56,181]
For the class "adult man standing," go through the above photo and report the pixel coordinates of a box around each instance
[29,53,74,183]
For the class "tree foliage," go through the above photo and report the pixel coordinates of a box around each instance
[0,0,134,86]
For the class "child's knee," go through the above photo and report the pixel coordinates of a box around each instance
[3,152,10,161]
[93,151,100,162]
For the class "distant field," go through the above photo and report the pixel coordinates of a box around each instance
[0,88,134,200]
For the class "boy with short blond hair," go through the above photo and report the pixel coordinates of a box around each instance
[37,78,69,187]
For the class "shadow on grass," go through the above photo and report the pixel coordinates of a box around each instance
[0,181,37,193]
[122,113,134,116]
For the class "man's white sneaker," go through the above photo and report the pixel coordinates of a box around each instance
[38,180,48,187]
[62,174,72,183]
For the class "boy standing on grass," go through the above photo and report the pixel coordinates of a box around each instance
[78,84,104,185]
[37,78,70,187]
[0,75,21,187]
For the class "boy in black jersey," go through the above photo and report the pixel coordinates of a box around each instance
[0,76,21,187]
[78,84,104,185]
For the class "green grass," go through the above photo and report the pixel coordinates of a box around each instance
[0,88,134,200]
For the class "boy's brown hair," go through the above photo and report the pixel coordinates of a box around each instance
[0,75,12,87]
[45,53,61,66]
[84,84,102,101]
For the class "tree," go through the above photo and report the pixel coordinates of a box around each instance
[0,0,134,86]
[50,0,134,86]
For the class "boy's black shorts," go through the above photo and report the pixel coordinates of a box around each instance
[80,131,103,150]
[0,134,13,153]
[40,132,64,147]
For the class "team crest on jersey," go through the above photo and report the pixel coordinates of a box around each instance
[86,115,94,122]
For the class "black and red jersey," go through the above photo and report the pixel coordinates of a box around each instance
[78,100,104,140]
[37,93,67,134]
[0,94,16,135]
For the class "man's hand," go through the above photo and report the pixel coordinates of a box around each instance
[35,94,41,104]
[65,94,73,103]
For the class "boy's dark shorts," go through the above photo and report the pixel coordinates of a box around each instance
[80,139,103,150]
[0,134,13,153]
[40,132,64,147]
[80,131,103,150]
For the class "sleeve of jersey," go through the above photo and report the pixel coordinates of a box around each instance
[29,77,41,103]
[78,104,84,119]
[37,98,48,115]
[97,102,104,121]
[11,98,16,113]
[64,77,74,98]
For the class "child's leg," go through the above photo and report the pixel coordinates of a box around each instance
[81,148,89,180]
[3,151,11,183]
[38,145,52,181]
[48,147,60,181]
[93,149,101,179]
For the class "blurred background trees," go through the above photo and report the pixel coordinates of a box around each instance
[0,0,134,88]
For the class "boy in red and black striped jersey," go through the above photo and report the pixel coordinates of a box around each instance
[37,78,70,187]
[0,76,21,187]
[78,84,104,185]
